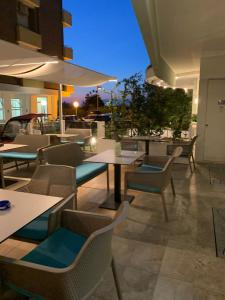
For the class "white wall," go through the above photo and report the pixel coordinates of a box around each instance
[196,55,225,162]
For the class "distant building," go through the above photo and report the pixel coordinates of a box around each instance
[0,0,74,122]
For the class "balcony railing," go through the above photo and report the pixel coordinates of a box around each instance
[18,0,40,8]
[62,9,72,28]
[17,25,42,50]
[63,46,73,60]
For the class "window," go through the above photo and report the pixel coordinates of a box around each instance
[0,98,4,121]
[37,97,48,114]
[11,99,22,117]
[17,2,29,28]
[17,2,39,33]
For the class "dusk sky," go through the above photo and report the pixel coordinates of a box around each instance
[62,0,150,102]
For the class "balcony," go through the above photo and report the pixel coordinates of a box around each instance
[62,9,72,28]
[63,46,73,60]
[18,0,40,8]
[62,85,75,97]
[17,25,42,50]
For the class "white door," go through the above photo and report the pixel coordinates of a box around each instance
[204,79,225,162]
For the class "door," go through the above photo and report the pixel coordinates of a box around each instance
[204,79,225,162]
[37,97,48,114]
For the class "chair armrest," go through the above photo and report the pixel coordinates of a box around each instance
[37,144,52,161]
[48,193,75,235]
[125,170,166,190]
[0,256,65,298]
[143,155,169,166]
[15,184,30,193]
[61,209,112,236]
[167,144,191,156]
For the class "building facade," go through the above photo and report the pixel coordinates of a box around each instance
[0,0,74,122]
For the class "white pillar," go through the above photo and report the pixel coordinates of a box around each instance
[192,77,199,115]
[58,84,64,133]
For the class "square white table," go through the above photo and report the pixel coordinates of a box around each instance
[0,143,27,188]
[0,189,63,243]
[127,136,168,155]
[0,143,27,152]
[85,150,145,210]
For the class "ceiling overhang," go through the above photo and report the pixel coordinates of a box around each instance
[132,0,225,87]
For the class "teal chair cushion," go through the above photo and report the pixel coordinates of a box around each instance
[76,162,107,186]
[128,164,161,193]
[139,164,163,172]
[76,140,85,145]
[127,183,160,193]
[22,227,87,268]
[7,228,87,299]
[15,208,53,241]
[0,152,37,160]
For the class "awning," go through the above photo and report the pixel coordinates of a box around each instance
[0,40,116,87]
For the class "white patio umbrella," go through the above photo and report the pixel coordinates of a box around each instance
[0,39,117,132]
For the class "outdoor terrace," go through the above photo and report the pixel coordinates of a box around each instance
[1,154,225,299]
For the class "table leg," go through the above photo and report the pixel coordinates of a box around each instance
[145,140,150,155]
[0,158,4,188]
[114,164,121,203]
[100,164,134,210]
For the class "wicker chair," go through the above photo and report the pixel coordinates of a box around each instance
[124,147,183,221]
[14,165,76,242]
[121,138,139,151]
[0,134,50,167]
[65,128,92,150]
[17,164,76,201]
[0,202,129,300]
[41,142,109,191]
[167,135,198,173]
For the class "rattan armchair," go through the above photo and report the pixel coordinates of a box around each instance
[167,135,198,173]
[14,165,76,242]
[125,147,182,221]
[41,142,110,191]
[0,202,129,300]
[121,138,139,151]
[17,164,76,201]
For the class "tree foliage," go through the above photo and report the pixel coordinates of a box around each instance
[83,90,105,112]
[110,74,192,139]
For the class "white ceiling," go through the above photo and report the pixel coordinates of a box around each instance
[157,0,225,74]
[132,0,225,83]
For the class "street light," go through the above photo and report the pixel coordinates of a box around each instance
[73,101,79,116]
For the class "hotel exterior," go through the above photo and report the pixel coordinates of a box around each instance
[0,0,74,122]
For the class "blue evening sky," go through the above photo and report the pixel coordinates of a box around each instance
[62,0,150,103]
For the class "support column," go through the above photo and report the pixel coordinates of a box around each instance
[58,84,64,133]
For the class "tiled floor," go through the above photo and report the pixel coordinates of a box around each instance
[1,162,225,299]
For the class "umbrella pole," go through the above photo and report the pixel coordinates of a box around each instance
[59,84,64,134]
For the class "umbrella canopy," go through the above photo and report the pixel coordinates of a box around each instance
[0,40,116,87]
